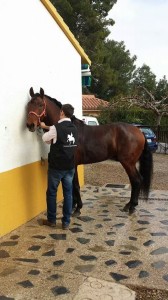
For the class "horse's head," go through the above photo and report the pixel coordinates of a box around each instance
[26,87,46,132]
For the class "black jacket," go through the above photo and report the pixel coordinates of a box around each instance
[49,121,78,170]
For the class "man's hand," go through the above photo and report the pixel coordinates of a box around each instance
[40,122,50,130]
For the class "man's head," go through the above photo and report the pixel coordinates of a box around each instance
[60,104,74,119]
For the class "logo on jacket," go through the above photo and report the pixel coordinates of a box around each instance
[67,132,75,144]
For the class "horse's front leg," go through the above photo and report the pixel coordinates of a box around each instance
[72,166,83,217]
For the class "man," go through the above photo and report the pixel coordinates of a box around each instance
[40,104,78,230]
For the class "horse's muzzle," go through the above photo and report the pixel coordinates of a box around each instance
[26,123,36,132]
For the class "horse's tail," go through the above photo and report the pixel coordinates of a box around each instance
[139,139,153,199]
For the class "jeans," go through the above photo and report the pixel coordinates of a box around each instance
[46,167,75,225]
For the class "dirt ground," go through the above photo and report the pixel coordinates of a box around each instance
[84,153,168,300]
[84,153,168,191]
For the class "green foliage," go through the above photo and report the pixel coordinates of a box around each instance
[99,106,157,126]
[51,0,168,125]
[132,64,156,92]
[50,0,137,99]
[131,64,157,102]
[130,66,168,125]
[161,116,168,126]
[92,40,136,99]
[131,65,168,102]
[155,76,168,100]
[51,0,116,61]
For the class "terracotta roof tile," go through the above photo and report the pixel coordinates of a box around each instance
[82,95,109,110]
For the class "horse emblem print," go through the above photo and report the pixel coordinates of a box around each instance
[67,132,75,144]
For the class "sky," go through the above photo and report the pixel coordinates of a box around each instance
[108,0,168,80]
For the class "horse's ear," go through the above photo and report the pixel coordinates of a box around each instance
[40,88,44,98]
[29,87,34,97]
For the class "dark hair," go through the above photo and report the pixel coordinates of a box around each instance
[62,104,74,118]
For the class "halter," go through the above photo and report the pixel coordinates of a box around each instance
[28,99,46,125]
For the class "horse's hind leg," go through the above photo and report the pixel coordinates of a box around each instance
[121,163,142,214]
[72,167,83,217]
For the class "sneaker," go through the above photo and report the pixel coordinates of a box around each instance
[62,223,69,230]
[42,219,56,227]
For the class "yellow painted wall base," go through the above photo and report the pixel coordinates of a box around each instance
[0,162,84,237]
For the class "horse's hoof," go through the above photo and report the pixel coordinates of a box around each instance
[123,204,130,212]
[129,207,136,215]
[72,210,81,217]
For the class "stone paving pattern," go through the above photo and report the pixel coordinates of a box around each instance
[0,184,168,299]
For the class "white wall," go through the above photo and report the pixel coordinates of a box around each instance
[0,0,82,173]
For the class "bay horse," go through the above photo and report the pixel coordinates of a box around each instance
[26,87,153,215]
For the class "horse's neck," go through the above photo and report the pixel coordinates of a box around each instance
[73,118,85,128]
[45,97,60,125]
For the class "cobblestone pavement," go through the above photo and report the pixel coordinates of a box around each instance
[0,184,168,300]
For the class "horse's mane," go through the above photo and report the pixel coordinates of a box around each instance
[45,95,62,109]
[30,92,62,109]
[71,115,84,125]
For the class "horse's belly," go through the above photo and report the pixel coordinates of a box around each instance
[75,145,116,165]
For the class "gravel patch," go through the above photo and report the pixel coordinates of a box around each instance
[127,285,168,300]
[84,153,168,190]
